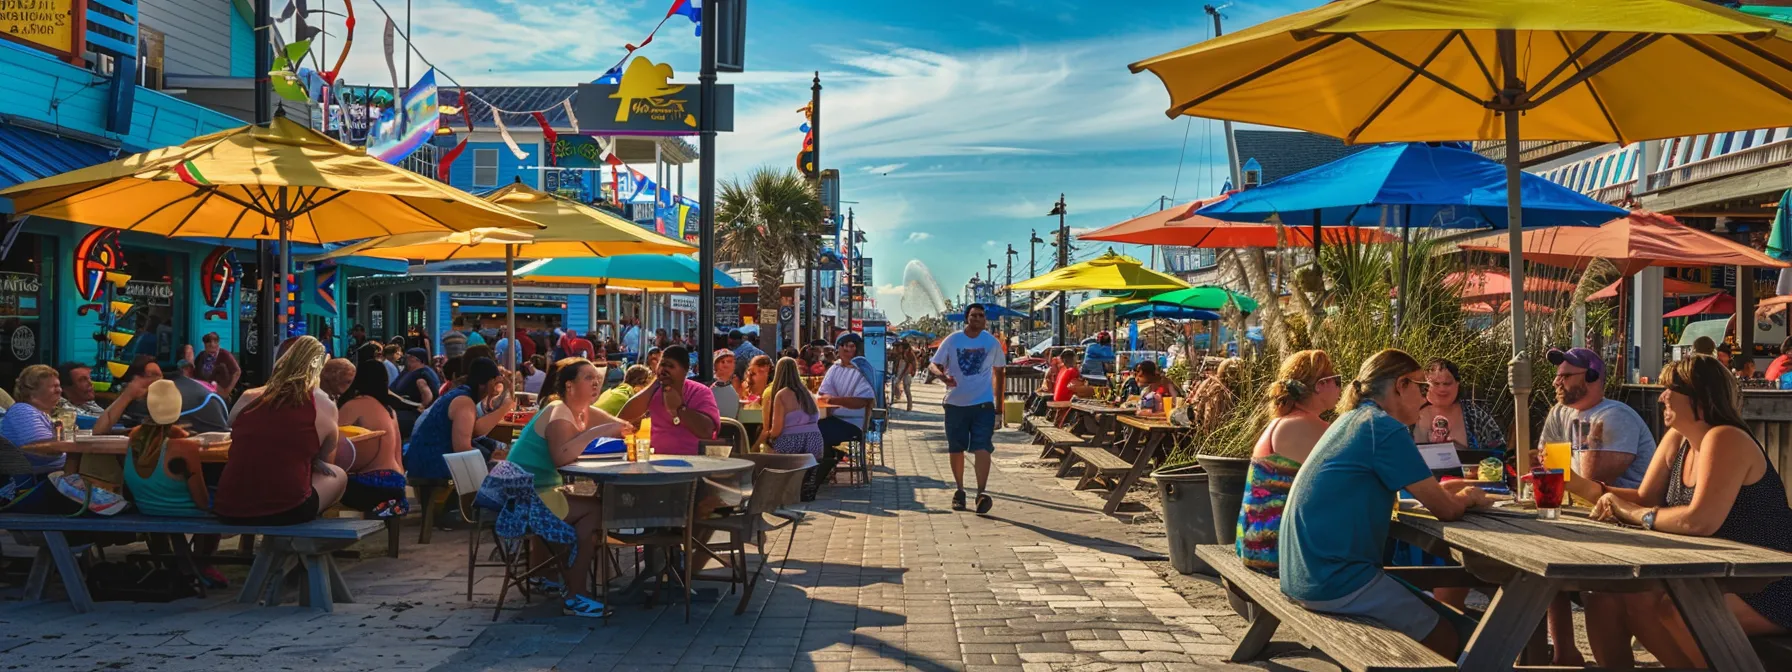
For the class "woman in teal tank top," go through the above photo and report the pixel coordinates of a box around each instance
[504,359,627,617]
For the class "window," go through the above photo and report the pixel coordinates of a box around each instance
[1242,169,1261,188]
[472,149,499,187]
[0,234,55,393]
[118,247,185,368]
[137,26,165,90]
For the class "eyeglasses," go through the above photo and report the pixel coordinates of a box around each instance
[1317,375,1342,385]
[1400,376,1430,394]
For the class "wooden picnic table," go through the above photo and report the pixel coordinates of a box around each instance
[22,430,385,466]
[1060,413,1187,515]
[1393,502,1792,672]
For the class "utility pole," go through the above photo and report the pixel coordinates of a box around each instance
[1206,6,1243,189]
[1049,194,1068,346]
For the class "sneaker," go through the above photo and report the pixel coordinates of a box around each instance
[563,595,606,618]
[199,566,230,590]
[976,493,993,514]
[528,576,567,596]
[951,489,967,511]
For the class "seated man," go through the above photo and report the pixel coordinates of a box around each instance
[1053,351,1096,402]
[1081,331,1116,381]
[96,363,231,435]
[815,333,877,480]
[618,345,719,456]
[55,362,105,416]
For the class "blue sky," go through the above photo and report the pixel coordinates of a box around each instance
[342,0,1323,322]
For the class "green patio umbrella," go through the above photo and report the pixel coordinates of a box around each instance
[1148,286,1258,314]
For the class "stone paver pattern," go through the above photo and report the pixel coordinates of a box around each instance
[0,382,1267,671]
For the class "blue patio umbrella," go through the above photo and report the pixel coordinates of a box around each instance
[514,255,738,289]
[1116,304,1221,321]
[1195,142,1626,232]
[896,329,932,340]
[1196,142,1625,327]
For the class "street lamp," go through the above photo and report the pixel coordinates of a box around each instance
[1047,195,1068,346]
[1029,229,1044,335]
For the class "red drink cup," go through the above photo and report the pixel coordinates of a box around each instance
[1532,468,1566,519]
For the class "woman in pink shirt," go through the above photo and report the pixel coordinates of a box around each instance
[618,345,720,455]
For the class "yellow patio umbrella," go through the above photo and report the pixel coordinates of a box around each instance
[1128,0,1792,497]
[0,117,537,242]
[1010,250,1189,292]
[1072,295,1147,316]
[304,182,695,369]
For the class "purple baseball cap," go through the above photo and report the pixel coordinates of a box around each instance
[1547,347,1605,381]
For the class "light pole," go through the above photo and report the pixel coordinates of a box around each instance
[1048,195,1068,346]
[1005,244,1017,338]
[695,0,719,381]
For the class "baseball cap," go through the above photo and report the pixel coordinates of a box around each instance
[727,329,743,339]
[835,332,864,350]
[1546,347,1605,381]
[405,347,429,362]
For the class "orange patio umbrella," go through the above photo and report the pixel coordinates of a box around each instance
[1589,276,1713,300]
[1444,269,1577,305]
[1464,301,1556,316]
[1664,293,1735,318]
[1078,194,1394,248]
[1457,211,1789,275]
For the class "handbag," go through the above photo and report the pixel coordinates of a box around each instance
[54,450,131,516]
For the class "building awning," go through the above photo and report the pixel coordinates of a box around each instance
[0,124,123,214]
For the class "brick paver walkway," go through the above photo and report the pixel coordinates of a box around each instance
[0,382,1254,671]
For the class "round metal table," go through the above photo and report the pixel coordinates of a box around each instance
[559,455,754,485]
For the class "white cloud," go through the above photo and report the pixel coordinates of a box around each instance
[904,232,933,243]
[862,163,907,175]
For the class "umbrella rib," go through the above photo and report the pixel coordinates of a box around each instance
[222,204,252,239]
[1551,33,1627,148]
[1344,34,1487,108]
[292,189,351,221]
[1171,34,1348,115]
[1528,34,1661,109]
[125,190,208,233]
[1454,31,1500,96]
[1718,34,1792,76]
[162,188,218,238]
[1525,33,1610,101]
[1672,35,1792,104]
[1347,31,1459,144]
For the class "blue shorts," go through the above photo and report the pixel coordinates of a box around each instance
[943,402,997,454]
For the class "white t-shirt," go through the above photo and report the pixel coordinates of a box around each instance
[817,364,875,425]
[931,329,1006,407]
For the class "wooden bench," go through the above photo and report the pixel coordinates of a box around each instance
[1067,425,1173,515]
[1023,415,1053,436]
[0,514,385,614]
[1035,427,1086,460]
[1195,545,1456,672]
[1755,635,1792,668]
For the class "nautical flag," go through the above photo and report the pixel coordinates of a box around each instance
[671,0,701,36]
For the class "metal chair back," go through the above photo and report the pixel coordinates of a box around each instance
[598,479,697,531]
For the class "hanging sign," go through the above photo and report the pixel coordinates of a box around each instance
[199,246,240,320]
[367,69,439,163]
[0,0,86,63]
[72,228,121,302]
[573,57,734,134]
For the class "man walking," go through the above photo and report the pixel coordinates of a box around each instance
[930,303,1006,514]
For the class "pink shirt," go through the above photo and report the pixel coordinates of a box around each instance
[648,379,720,456]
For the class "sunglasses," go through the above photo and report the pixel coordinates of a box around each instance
[1400,375,1431,394]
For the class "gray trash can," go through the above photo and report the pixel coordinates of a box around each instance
[1155,465,1215,575]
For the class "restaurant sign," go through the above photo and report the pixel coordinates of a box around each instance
[574,57,734,135]
[0,0,85,63]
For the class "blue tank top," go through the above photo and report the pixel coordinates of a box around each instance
[404,386,473,480]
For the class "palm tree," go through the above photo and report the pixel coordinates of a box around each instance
[716,167,828,337]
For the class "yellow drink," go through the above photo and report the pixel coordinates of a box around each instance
[1543,441,1572,481]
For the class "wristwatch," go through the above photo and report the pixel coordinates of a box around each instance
[1641,508,1658,531]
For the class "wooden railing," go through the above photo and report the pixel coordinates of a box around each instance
[1645,138,1792,193]
[1474,140,1603,167]
[1588,182,1635,205]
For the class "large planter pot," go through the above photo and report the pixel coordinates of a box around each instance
[1154,465,1215,575]
[1196,454,1251,545]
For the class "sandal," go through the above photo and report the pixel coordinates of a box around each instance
[976,493,993,514]
[951,489,967,511]
[562,594,606,618]
[528,576,567,596]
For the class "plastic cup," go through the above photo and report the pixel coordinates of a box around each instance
[1461,465,1480,480]
[1532,468,1566,519]
[1543,442,1573,482]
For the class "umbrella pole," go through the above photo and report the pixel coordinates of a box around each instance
[506,244,517,373]
[278,220,291,345]
[1500,29,1534,482]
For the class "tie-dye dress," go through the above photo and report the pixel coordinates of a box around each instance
[1237,419,1300,574]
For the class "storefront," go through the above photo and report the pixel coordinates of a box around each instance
[347,267,604,356]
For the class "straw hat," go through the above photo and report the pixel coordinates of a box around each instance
[146,379,181,426]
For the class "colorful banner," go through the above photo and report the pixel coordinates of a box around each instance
[367,69,440,164]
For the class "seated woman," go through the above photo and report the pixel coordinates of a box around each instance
[595,364,651,416]
[1279,349,1487,658]
[124,379,228,586]
[1576,354,1792,669]
[504,358,626,617]
[214,336,349,525]
[0,365,81,514]
[1187,357,1245,433]
[1236,350,1338,574]
[762,357,826,500]
[405,358,515,483]
[336,360,409,517]
[2,364,66,461]
[619,346,719,456]
[1412,358,1506,455]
